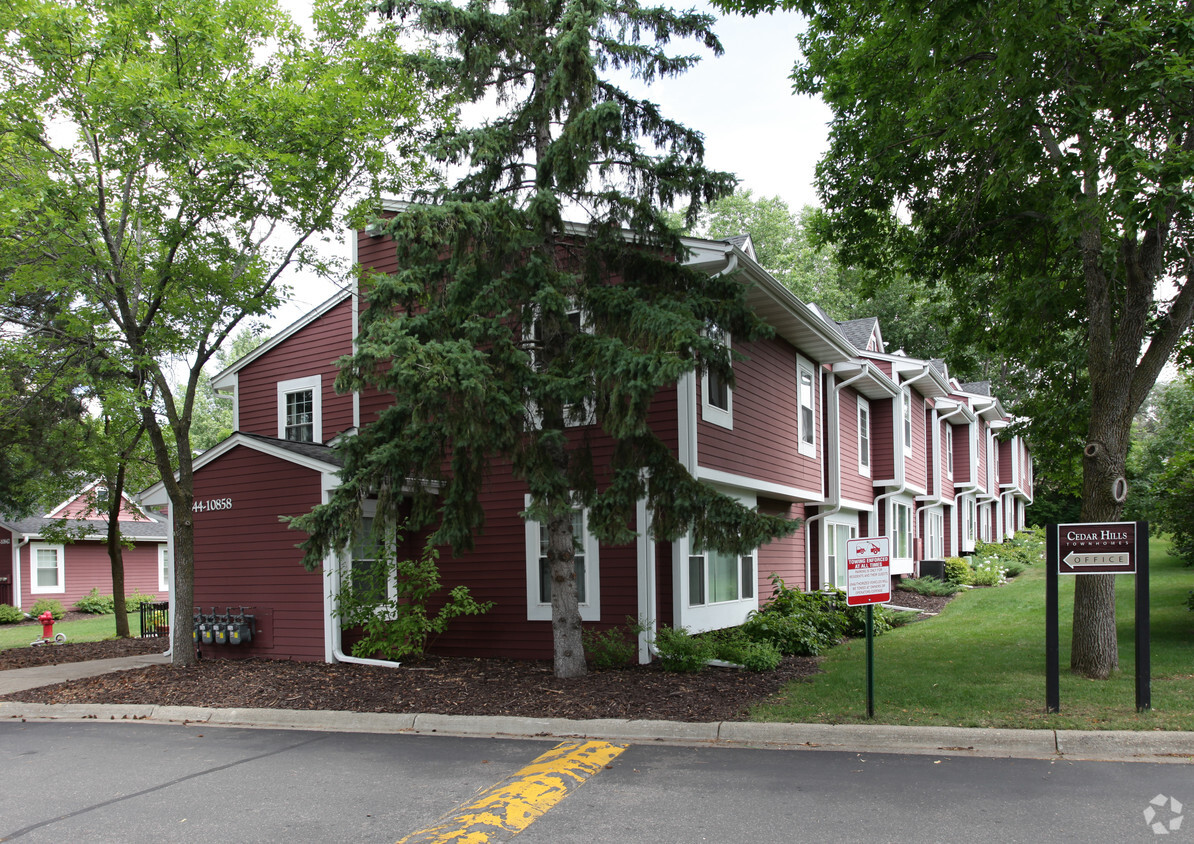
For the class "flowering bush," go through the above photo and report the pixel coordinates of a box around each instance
[970,557,1008,587]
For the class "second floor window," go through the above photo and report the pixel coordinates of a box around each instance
[857,397,870,475]
[797,357,816,457]
[277,375,321,443]
[285,389,314,442]
[945,423,954,476]
[701,325,732,428]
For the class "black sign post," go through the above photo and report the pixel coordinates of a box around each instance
[1046,521,1150,713]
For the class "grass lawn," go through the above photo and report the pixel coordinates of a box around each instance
[753,534,1194,731]
[0,613,136,651]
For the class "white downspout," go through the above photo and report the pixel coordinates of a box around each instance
[804,366,872,590]
[321,471,405,668]
[14,534,28,610]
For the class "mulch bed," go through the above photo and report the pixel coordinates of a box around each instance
[2,652,822,723]
[0,589,952,722]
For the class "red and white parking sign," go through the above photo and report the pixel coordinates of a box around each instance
[846,536,891,606]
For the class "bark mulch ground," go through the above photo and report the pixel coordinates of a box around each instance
[0,590,951,723]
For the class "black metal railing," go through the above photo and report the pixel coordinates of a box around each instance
[139,601,170,638]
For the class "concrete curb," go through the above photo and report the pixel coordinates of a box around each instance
[3,701,1192,764]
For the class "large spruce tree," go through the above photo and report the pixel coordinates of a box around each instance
[295,0,797,677]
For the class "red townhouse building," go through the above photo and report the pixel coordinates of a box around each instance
[141,220,1032,665]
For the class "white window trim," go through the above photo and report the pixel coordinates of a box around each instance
[901,388,913,459]
[673,486,758,632]
[277,374,322,443]
[945,423,954,478]
[342,501,399,612]
[30,542,65,595]
[701,328,733,430]
[891,498,914,563]
[857,396,871,477]
[158,545,170,594]
[797,356,817,458]
[825,518,858,590]
[524,495,600,622]
[926,509,944,559]
[527,305,596,428]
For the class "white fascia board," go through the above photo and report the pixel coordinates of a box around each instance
[839,497,875,513]
[695,466,823,503]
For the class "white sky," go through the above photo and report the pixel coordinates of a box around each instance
[269,1,830,327]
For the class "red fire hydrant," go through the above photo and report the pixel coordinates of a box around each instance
[39,611,54,640]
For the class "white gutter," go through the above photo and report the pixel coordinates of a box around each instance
[803,365,873,589]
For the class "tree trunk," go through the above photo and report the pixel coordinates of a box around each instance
[170,500,196,666]
[106,485,130,639]
[548,508,586,678]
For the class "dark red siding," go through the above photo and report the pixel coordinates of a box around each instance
[191,446,328,661]
[698,336,821,495]
[236,297,354,442]
[838,387,874,504]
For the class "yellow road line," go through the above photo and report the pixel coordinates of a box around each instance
[397,740,627,844]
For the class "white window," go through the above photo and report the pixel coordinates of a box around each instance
[945,423,954,477]
[701,325,732,429]
[524,498,600,621]
[529,305,595,427]
[344,513,397,605]
[926,510,943,559]
[158,546,171,594]
[892,500,913,561]
[964,498,977,549]
[797,359,816,457]
[902,389,913,457]
[826,521,857,588]
[857,397,871,476]
[688,547,755,606]
[30,543,65,594]
[278,375,322,443]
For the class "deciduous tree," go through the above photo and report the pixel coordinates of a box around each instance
[0,0,439,663]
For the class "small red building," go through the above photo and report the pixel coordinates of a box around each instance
[1,482,169,611]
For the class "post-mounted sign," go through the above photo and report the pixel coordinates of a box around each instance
[1057,521,1136,574]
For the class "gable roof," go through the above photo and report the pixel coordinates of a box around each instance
[139,432,343,508]
[837,317,882,353]
[0,512,168,542]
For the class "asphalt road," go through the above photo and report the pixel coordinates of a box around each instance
[0,721,1187,843]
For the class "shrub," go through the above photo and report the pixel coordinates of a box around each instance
[582,624,637,669]
[653,624,714,672]
[339,537,494,661]
[713,636,782,671]
[0,604,24,624]
[1002,561,1026,578]
[125,590,158,609]
[886,609,921,628]
[30,598,65,620]
[75,588,115,614]
[970,558,1008,587]
[943,557,973,585]
[896,576,960,597]
[740,611,837,656]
